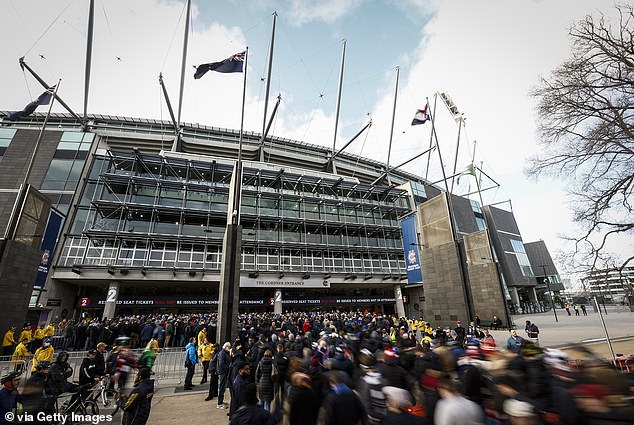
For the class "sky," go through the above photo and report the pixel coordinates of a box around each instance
[1,0,628,285]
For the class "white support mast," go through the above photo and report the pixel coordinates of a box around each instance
[330,38,347,174]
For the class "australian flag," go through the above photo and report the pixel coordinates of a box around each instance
[194,51,245,79]
[6,86,56,121]
[411,103,430,126]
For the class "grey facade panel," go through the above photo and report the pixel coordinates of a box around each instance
[451,194,479,235]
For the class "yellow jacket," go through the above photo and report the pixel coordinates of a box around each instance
[12,342,28,362]
[34,328,46,340]
[45,325,55,337]
[31,346,54,371]
[19,329,32,343]
[198,343,213,361]
[2,330,15,347]
[197,330,206,346]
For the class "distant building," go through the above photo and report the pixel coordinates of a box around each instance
[583,266,634,304]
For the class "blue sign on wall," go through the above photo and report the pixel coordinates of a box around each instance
[401,215,422,284]
[34,210,63,288]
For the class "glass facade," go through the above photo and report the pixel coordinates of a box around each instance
[510,238,534,277]
[0,128,16,160]
[59,149,410,275]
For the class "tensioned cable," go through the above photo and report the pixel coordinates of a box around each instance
[23,0,77,57]
[161,1,187,71]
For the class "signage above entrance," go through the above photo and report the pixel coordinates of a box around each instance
[240,277,330,288]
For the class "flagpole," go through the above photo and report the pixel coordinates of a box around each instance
[217,47,248,344]
[235,47,248,223]
[177,0,191,127]
[425,94,438,180]
[385,66,400,181]
[83,0,95,125]
[23,81,61,187]
[259,11,277,162]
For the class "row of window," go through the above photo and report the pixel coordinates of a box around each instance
[60,236,406,273]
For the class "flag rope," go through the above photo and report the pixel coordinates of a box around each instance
[23,0,76,57]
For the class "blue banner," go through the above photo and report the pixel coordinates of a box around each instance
[34,210,64,288]
[401,215,422,284]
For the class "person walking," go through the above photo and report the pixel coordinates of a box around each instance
[205,343,220,401]
[230,361,250,417]
[0,372,23,425]
[119,367,154,425]
[255,348,276,412]
[322,371,367,425]
[524,321,540,345]
[581,304,587,316]
[574,304,580,316]
[216,342,231,409]
[382,386,421,425]
[229,383,282,425]
[434,377,484,425]
[287,372,321,425]
[184,337,197,390]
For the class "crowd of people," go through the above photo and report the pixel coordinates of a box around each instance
[1,309,633,425]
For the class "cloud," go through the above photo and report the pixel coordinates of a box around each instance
[286,0,364,26]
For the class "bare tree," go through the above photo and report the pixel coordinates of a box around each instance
[528,3,634,272]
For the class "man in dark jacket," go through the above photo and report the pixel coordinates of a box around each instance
[322,371,367,425]
[78,350,98,387]
[216,342,231,409]
[230,361,250,416]
[229,383,282,425]
[0,372,23,425]
[120,368,154,425]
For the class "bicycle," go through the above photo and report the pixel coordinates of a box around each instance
[54,384,100,425]
[87,375,120,409]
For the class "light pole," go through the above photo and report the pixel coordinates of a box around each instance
[540,264,558,322]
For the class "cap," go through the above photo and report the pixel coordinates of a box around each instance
[503,399,536,417]
[457,320,462,324]
[570,384,608,398]
[383,386,412,407]
[384,347,399,359]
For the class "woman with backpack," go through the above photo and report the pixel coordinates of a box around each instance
[255,348,277,412]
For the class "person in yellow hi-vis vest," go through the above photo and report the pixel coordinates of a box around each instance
[45,322,56,338]
[31,339,54,371]
[198,338,213,385]
[197,327,207,347]
[11,337,29,373]
[19,326,32,347]
[33,324,46,351]
[2,326,16,356]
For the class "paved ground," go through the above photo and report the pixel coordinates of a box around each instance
[116,305,634,425]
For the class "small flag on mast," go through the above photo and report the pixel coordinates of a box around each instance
[6,86,56,121]
[411,103,430,125]
[456,163,476,185]
[194,51,245,79]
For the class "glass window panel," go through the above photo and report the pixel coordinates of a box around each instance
[41,159,72,189]
[159,187,183,207]
[61,132,84,142]
[131,184,156,205]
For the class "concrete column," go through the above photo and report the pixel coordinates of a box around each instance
[217,224,242,344]
[102,281,120,320]
[273,289,283,314]
[394,285,406,318]
[510,286,520,313]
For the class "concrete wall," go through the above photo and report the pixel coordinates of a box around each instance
[421,241,470,328]
[467,261,508,328]
[0,240,43,332]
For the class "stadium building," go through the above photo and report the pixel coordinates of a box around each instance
[0,113,555,329]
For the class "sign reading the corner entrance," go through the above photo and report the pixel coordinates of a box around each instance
[240,277,330,288]
[401,215,423,284]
